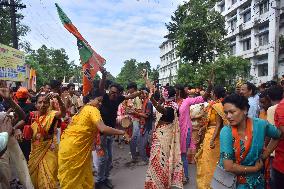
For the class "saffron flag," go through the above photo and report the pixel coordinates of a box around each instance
[55,3,106,96]
[29,68,36,92]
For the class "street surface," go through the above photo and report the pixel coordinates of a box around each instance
[107,142,197,189]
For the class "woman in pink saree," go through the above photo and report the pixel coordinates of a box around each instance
[176,83,212,183]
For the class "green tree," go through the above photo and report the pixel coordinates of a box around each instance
[107,73,116,82]
[0,0,30,49]
[67,62,82,83]
[136,61,152,88]
[209,56,251,90]
[116,59,138,88]
[176,63,207,87]
[166,0,227,64]
[116,59,157,89]
[177,56,251,90]
[149,66,159,82]
[26,45,82,89]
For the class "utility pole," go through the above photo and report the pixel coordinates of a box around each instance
[271,4,284,80]
[10,0,18,49]
[0,0,26,49]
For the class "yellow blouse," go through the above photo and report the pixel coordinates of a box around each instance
[62,105,101,139]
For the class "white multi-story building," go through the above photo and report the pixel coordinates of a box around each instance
[215,0,284,84]
[158,39,180,86]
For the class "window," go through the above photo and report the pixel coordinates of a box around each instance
[258,64,268,76]
[243,11,251,23]
[259,33,269,46]
[229,37,236,43]
[243,39,251,51]
[242,4,251,10]
[232,0,237,5]
[220,3,225,12]
[230,44,236,55]
[259,0,269,15]
[259,24,269,33]
[231,18,237,31]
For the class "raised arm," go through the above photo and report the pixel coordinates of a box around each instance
[149,90,166,115]
[99,67,107,95]
[56,94,66,118]
[124,91,142,100]
[0,88,25,120]
[202,72,214,101]
[46,93,66,119]
[13,120,25,130]
[142,69,154,90]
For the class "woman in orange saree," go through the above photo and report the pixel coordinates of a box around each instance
[28,93,66,189]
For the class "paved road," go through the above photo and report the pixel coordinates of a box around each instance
[107,142,197,189]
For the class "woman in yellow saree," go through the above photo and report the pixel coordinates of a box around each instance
[195,86,228,189]
[28,93,66,189]
[58,93,128,189]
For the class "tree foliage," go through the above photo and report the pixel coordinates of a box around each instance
[177,56,251,91]
[116,59,138,87]
[166,0,227,64]
[26,45,82,89]
[116,59,159,88]
[150,67,159,82]
[0,0,30,49]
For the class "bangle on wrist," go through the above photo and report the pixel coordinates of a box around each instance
[244,167,247,175]
[122,133,126,139]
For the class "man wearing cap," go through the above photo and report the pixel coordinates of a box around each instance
[15,87,36,161]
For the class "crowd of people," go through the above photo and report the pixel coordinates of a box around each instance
[0,69,284,189]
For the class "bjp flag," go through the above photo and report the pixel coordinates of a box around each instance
[29,68,36,92]
[55,3,106,96]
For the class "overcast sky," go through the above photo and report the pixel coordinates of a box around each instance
[21,0,183,76]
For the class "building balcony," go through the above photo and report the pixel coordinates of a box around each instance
[253,75,270,85]
[223,0,247,16]
[238,49,254,59]
[226,27,238,38]
[258,12,270,22]
[237,45,270,58]
[255,45,270,55]
[241,20,253,31]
